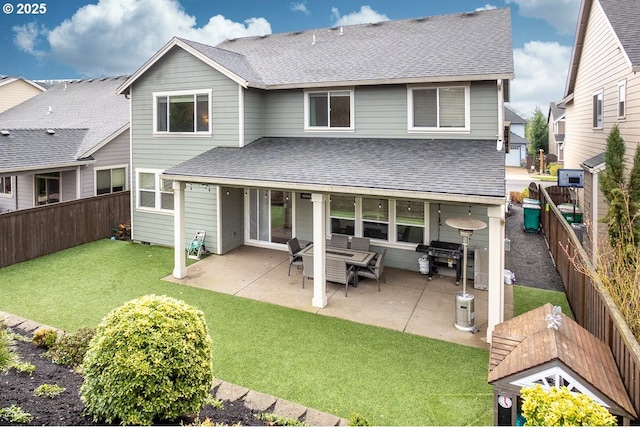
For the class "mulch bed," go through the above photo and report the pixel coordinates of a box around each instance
[0,327,269,426]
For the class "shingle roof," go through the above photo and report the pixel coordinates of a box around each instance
[181,8,513,88]
[0,129,90,173]
[599,0,640,66]
[0,76,129,160]
[504,106,526,124]
[548,101,565,121]
[509,132,527,146]
[164,137,505,199]
[581,152,605,169]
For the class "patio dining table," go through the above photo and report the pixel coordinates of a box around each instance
[299,244,376,268]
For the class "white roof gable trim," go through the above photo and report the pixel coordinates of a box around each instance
[0,77,46,91]
[510,365,609,409]
[116,37,250,95]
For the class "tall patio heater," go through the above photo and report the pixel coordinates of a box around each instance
[445,217,487,332]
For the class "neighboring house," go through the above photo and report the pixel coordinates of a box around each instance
[504,106,528,167]
[0,76,46,113]
[561,0,640,259]
[117,9,514,340]
[0,77,130,212]
[547,101,565,162]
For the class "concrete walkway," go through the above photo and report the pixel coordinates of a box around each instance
[0,311,349,426]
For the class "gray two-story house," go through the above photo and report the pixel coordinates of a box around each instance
[117,8,513,340]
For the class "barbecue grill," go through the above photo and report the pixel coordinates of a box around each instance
[415,240,463,284]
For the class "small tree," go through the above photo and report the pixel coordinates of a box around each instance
[599,125,640,251]
[526,107,548,155]
[521,385,617,426]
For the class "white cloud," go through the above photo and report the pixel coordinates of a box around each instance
[505,0,581,35]
[331,5,389,27]
[508,41,572,118]
[475,4,498,11]
[290,2,310,15]
[13,0,271,77]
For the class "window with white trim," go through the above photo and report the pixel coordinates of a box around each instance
[153,90,211,134]
[96,166,126,195]
[618,80,626,120]
[305,89,354,130]
[330,195,355,235]
[409,85,470,131]
[362,198,389,240]
[396,200,425,244]
[137,170,173,211]
[593,90,603,128]
[0,176,12,197]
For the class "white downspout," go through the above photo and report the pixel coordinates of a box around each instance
[497,79,505,151]
[76,166,82,199]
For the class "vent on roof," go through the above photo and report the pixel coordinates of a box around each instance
[369,21,384,26]
[413,17,429,22]
[461,11,477,17]
[0,130,9,136]
[47,106,52,114]
[46,129,55,135]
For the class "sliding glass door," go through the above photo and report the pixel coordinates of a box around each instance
[248,189,293,244]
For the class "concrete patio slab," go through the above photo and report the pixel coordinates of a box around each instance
[164,245,514,350]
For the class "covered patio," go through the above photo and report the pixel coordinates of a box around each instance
[164,245,514,349]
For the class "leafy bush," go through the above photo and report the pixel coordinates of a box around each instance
[0,321,14,372]
[47,326,94,367]
[11,361,36,375]
[32,328,58,349]
[80,294,214,425]
[547,162,562,177]
[521,187,530,200]
[34,383,66,398]
[0,405,33,423]
[348,413,372,426]
[521,385,617,426]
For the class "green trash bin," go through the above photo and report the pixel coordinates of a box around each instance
[523,198,540,206]
[523,202,541,233]
[557,203,583,224]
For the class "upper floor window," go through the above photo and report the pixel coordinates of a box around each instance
[593,90,603,129]
[304,89,354,131]
[153,90,211,134]
[137,170,173,212]
[408,84,470,132]
[96,166,127,195]
[618,81,626,120]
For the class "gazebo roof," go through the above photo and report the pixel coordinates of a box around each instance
[488,304,636,418]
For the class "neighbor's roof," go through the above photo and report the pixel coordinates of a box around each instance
[565,0,640,98]
[504,106,526,124]
[0,76,130,160]
[509,132,527,146]
[119,8,513,93]
[163,137,506,202]
[0,129,92,174]
[0,76,47,91]
[488,303,636,418]
[548,101,565,122]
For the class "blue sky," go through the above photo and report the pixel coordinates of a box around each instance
[0,0,581,117]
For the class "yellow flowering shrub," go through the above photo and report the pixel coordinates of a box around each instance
[521,385,617,426]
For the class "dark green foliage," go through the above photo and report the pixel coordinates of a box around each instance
[526,107,549,155]
[47,327,94,367]
[600,124,626,205]
[80,294,214,426]
[32,328,58,349]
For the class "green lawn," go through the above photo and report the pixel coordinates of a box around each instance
[0,240,569,425]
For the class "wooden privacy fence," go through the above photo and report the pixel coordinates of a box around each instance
[0,192,130,268]
[535,184,640,419]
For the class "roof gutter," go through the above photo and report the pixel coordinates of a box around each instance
[161,173,505,206]
[0,159,96,175]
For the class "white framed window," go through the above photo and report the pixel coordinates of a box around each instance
[328,195,428,245]
[95,166,127,195]
[35,172,60,205]
[304,89,354,131]
[0,176,12,197]
[153,89,212,135]
[136,169,173,212]
[618,80,626,120]
[408,84,470,132]
[592,90,603,128]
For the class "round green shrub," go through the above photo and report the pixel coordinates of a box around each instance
[80,295,214,425]
[48,327,94,367]
[547,162,562,177]
[32,328,58,349]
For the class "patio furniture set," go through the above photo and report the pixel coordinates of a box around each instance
[286,235,386,296]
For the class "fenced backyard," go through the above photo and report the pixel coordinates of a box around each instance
[0,192,130,268]
[531,183,640,419]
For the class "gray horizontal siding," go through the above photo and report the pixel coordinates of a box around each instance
[82,130,130,197]
[258,82,499,140]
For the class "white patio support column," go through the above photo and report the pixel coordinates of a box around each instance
[486,205,505,342]
[311,193,327,308]
[172,181,187,279]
